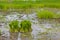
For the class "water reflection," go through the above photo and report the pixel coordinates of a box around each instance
[20,32,33,40]
[10,32,18,40]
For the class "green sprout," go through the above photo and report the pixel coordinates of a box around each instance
[9,20,19,32]
[19,20,32,33]
[37,10,55,19]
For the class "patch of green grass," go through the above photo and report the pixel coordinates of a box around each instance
[36,10,55,19]
[0,1,60,11]
[9,20,19,32]
[20,20,32,33]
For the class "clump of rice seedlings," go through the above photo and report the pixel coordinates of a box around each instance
[19,20,32,33]
[9,20,19,32]
[36,10,55,19]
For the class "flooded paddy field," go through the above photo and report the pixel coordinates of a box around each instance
[0,8,60,40]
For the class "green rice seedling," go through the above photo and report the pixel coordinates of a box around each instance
[20,20,32,33]
[36,10,55,19]
[9,20,19,32]
[9,20,19,40]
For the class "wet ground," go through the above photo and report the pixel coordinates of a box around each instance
[0,8,60,40]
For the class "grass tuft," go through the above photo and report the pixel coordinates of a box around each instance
[36,10,55,19]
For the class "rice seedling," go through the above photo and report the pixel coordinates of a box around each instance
[19,20,32,33]
[9,20,19,32]
[36,10,55,19]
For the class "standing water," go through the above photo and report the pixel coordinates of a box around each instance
[0,9,60,40]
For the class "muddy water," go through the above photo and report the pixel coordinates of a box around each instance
[0,9,60,40]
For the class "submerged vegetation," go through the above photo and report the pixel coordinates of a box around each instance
[20,20,32,33]
[36,10,55,19]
